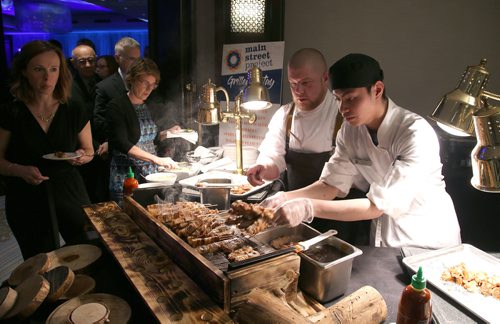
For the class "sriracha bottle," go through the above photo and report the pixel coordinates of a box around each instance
[397,266,432,324]
[123,167,139,196]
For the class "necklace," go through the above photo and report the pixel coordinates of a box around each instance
[36,112,56,123]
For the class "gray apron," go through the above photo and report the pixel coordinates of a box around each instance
[283,103,343,191]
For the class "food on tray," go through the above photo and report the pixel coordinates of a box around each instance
[270,235,301,249]
[230,184,253,195]
[147,201,273,260]
[228,246,260,262]
[54,151,67,158]
[441,263,500,300]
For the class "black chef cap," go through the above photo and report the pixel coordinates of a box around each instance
[329,53,384,90]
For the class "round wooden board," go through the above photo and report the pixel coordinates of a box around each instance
[46,293,131,324]
[47,244,102,273]
[43,266,75,303]
[69,302,109,324]
[59,274,96,300]
[0,287,18,319]
[8,253,50,286]
[5,274,50,319]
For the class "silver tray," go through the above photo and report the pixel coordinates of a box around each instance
[402,244,500,323]
[178,171,272,198]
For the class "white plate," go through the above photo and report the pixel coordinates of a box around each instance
[402,244,500,323]
[178,171,271,198]
[144,172,177,185]
[42,152,81,160]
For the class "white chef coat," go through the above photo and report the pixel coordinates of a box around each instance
[256,91,340,173]
[320,99,461,249]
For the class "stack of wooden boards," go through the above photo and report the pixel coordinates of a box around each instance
[0,244,107,321]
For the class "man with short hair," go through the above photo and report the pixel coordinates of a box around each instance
[94,37,141,144]
[265,53,461,249]
[247,48,341,191]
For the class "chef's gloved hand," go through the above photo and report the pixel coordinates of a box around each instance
[274,198,314,227]
[260,191,288,210]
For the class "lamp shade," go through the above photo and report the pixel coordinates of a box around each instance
[241,66,272,110]
[430,59,489,136]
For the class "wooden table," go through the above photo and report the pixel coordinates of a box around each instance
[83,202,232,323]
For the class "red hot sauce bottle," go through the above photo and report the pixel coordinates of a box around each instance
[123,167,139,196]
[397,266,432,324]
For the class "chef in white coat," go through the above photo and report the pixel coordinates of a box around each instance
[263,53,461,249]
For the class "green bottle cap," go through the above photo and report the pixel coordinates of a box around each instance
[411,266,427,290]
[127,166,135,179]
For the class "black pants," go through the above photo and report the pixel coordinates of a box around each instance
[6,168,91,259]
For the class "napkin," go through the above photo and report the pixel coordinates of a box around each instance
[166,129,198,144]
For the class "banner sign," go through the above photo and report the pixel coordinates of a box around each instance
[219,41,284,151]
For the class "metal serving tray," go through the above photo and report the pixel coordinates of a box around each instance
[178,171,272,198]
[402,244,500,323]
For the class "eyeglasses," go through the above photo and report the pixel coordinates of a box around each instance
[76,57,96,65]
[138,79,158,90]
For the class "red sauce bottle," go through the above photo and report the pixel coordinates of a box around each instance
[397,266,432,324]
[123,167,139,196]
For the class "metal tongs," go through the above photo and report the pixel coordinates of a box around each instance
[293,229,337,253]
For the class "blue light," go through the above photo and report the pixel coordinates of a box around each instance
[5,29,149,60]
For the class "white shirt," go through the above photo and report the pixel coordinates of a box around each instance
[256,91,340,173]
[320,99,461,249]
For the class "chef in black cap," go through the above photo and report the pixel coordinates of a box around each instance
[262,53,461,249]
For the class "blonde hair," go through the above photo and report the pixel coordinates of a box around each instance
[10,40,72,103]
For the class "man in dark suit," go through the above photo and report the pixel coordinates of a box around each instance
[94,37,141,145]
[70,44,108,203]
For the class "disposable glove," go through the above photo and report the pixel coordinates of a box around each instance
[274,198,314,227]
[260,191,288,210]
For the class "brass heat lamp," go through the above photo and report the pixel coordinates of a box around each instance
[197,67,272,175]
[431,59,500,192]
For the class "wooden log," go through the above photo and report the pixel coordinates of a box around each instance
[232,288,311,324]
[8,253,50,286]
[43,265,75,302]
[306,286,387,324]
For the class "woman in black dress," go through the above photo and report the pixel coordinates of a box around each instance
[0,40,94,259]
[107,58,177,202]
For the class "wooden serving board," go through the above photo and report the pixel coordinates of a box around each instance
[59,274,95,300]
[83,202,232,323]
[4,274,50,319]
[121,196,301,312]
[43,265,75,302]
[47,244,102,273]
[0,287,17,319]
[46,293,130,324]
[8,253,50,286]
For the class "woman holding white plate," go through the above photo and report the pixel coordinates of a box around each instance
[0,40,94,259]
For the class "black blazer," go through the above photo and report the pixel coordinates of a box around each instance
[106,94,144,155]
[71,73,101,148]
[94,72,127,142]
